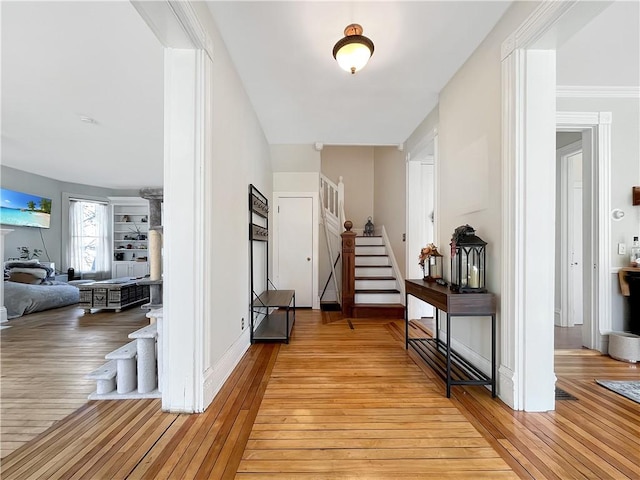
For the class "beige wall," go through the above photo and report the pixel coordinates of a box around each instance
[373,147,407,277]
[270,144,321,173]
[321,146,374,230]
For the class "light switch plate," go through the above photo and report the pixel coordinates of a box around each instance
[618,243,626,255]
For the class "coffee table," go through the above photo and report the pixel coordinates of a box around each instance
[78,277,150,313]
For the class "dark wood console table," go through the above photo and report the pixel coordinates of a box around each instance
[405,279,496,398]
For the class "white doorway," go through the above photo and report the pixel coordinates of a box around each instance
[406,131,438,321]
[274,195,315,307]
[556,137,586,349]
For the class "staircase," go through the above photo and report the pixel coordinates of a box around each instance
[353,236,404,318]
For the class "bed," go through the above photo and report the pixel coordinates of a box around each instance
[4,260,80,319]
[5,280,80,319]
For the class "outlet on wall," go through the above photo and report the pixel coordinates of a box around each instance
[241,317,245,330]
[618,243,626,255]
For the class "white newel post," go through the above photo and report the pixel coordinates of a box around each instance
[1,229,13,323]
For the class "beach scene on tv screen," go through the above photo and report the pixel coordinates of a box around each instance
[0,188,52,228]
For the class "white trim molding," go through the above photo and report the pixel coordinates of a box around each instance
[203,328,251,404]
[501,0,616,411]
[556,111,612,351]
[501,1,573,412]
[133,1,215,414]
[557,86,640,98]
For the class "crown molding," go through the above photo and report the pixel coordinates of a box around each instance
[557,85,640,98]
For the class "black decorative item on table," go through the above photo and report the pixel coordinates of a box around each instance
[364,216,374,236]
[450,224,487,293]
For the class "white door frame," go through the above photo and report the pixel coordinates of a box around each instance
[501,2,611,411]
[272,192,319,310]
[132,1,214,413]
[557,140,583,328]
[558,140,583,328]
[405,127,439,273]
[557,112,612,352]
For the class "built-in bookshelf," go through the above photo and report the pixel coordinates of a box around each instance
[110,197,150,278]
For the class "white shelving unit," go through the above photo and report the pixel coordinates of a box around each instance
[109,197,150,278]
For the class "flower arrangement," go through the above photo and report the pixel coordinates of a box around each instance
[418,243,437,268]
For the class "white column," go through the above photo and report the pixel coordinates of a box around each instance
[162,48,207,413]
[1,229,14,323]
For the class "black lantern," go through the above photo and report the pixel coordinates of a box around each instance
[426,246,443,282]
[364,216,374,236]
[450,225,486,293]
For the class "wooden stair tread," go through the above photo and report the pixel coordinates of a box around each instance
[355,265,392,268]
[355,254,389,257]
[356,235,382,238]
[355,289,400,294]
[355,276,396,280]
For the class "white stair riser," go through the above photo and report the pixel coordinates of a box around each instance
[355,292,402,304]
[356,266,393,277]
[356,245,386,255]
[355,256,389,266]
[356,279,397,290]
[355,237,384,246]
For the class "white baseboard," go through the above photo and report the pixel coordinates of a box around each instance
[202,328,251,411]
[554,309,561,327]
[498,365,516,409]
[0,306,7,323]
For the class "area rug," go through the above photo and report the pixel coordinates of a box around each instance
[595,380,640,404]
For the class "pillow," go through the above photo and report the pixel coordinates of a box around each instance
[7,267,48,279]
[8,272,42,284]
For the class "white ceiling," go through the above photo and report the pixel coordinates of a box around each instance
[1,1,164,189]
[206,1,512,146]
[2,2,636,190]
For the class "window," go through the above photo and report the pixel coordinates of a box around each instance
[69,199,110,275]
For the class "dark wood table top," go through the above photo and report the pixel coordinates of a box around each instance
[405,279,496,316]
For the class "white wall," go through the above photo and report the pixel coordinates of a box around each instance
[557,96,640,332]
[190,4,273,380]
[403,2,540,377]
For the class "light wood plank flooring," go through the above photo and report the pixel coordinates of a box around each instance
[0,305,148,457]
[1,309,639,479]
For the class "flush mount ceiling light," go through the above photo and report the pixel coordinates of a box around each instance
[332,23,374,75]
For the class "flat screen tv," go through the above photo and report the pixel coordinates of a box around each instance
[0,187,52,228]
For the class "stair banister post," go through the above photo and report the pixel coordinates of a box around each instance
[341,220,357,317]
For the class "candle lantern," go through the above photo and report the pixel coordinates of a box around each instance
[426,246,443,282]
[450,225,486,293]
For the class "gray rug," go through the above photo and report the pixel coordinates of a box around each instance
[595,380,640,404]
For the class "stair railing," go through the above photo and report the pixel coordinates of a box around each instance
[319,183,341,305]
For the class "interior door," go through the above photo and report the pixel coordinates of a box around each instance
[568,151,583,326]
[277,196,314,307]
[407,161,435,320]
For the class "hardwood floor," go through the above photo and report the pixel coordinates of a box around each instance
[1,309,639,479]
[0,305,149,458]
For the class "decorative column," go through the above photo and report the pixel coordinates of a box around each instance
[341,221,357,317]
[1,229,13,323]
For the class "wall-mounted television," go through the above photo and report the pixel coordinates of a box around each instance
[0,187,52,228]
